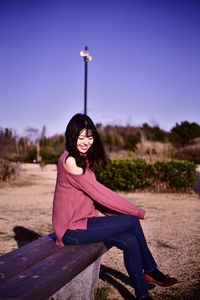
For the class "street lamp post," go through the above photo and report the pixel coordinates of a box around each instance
[80,46,92,115]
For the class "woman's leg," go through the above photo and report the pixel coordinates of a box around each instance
[63,215,157,273]
[118,215,157,273]
[104,231,150,299]
[62,215,157,299]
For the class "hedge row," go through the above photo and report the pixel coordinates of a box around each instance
[95,159,196,192]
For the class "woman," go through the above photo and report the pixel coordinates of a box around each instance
[52,113,178,300]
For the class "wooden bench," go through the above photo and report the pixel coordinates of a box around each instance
[0,233,109,300]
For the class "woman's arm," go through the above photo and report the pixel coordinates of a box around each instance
[64,157,146,219]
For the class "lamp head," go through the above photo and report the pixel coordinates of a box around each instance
[80,47,92,61]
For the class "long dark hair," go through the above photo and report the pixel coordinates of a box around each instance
[65,113,108,172]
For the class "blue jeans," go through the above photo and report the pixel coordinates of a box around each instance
[62,215,157,299]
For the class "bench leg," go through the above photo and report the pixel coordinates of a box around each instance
[50,258,101,300]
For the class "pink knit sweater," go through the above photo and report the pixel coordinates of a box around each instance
[52,150,146,247]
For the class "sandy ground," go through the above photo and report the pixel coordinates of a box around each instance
[0,163,200,300]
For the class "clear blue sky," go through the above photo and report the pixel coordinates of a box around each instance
[0,0,200,136]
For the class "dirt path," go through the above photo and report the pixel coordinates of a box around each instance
[0,163,200,299]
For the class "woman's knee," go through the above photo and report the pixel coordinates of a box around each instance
[108,232,138,253]
[122,215,140,227]
[116,232,140,252]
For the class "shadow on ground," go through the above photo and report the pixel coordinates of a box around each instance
[99,264,136,299]
[13,226,41,248]
[99,265,200,300]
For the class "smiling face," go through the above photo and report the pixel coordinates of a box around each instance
[76,128,94,154]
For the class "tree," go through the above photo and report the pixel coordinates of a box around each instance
[0,128,17,160]
[142,123,169,142]
[170,121,200,147]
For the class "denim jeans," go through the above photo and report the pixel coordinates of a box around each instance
[62,215,157,299]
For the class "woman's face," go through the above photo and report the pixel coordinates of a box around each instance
[77,128,94,154]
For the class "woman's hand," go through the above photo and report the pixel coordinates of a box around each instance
[56,239,64,248]
[138,208,146,219]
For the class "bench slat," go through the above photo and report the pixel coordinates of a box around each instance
[0,236,60,282]
[0,242,108,300]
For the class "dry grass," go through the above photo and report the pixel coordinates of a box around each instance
[0,163,200,299]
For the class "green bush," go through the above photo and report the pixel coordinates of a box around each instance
[153,160,196,191]
[95,159,196,192]
[96,160,153,191]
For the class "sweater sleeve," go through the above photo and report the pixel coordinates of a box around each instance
[94,202,122,216]
[66,170,146,219]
